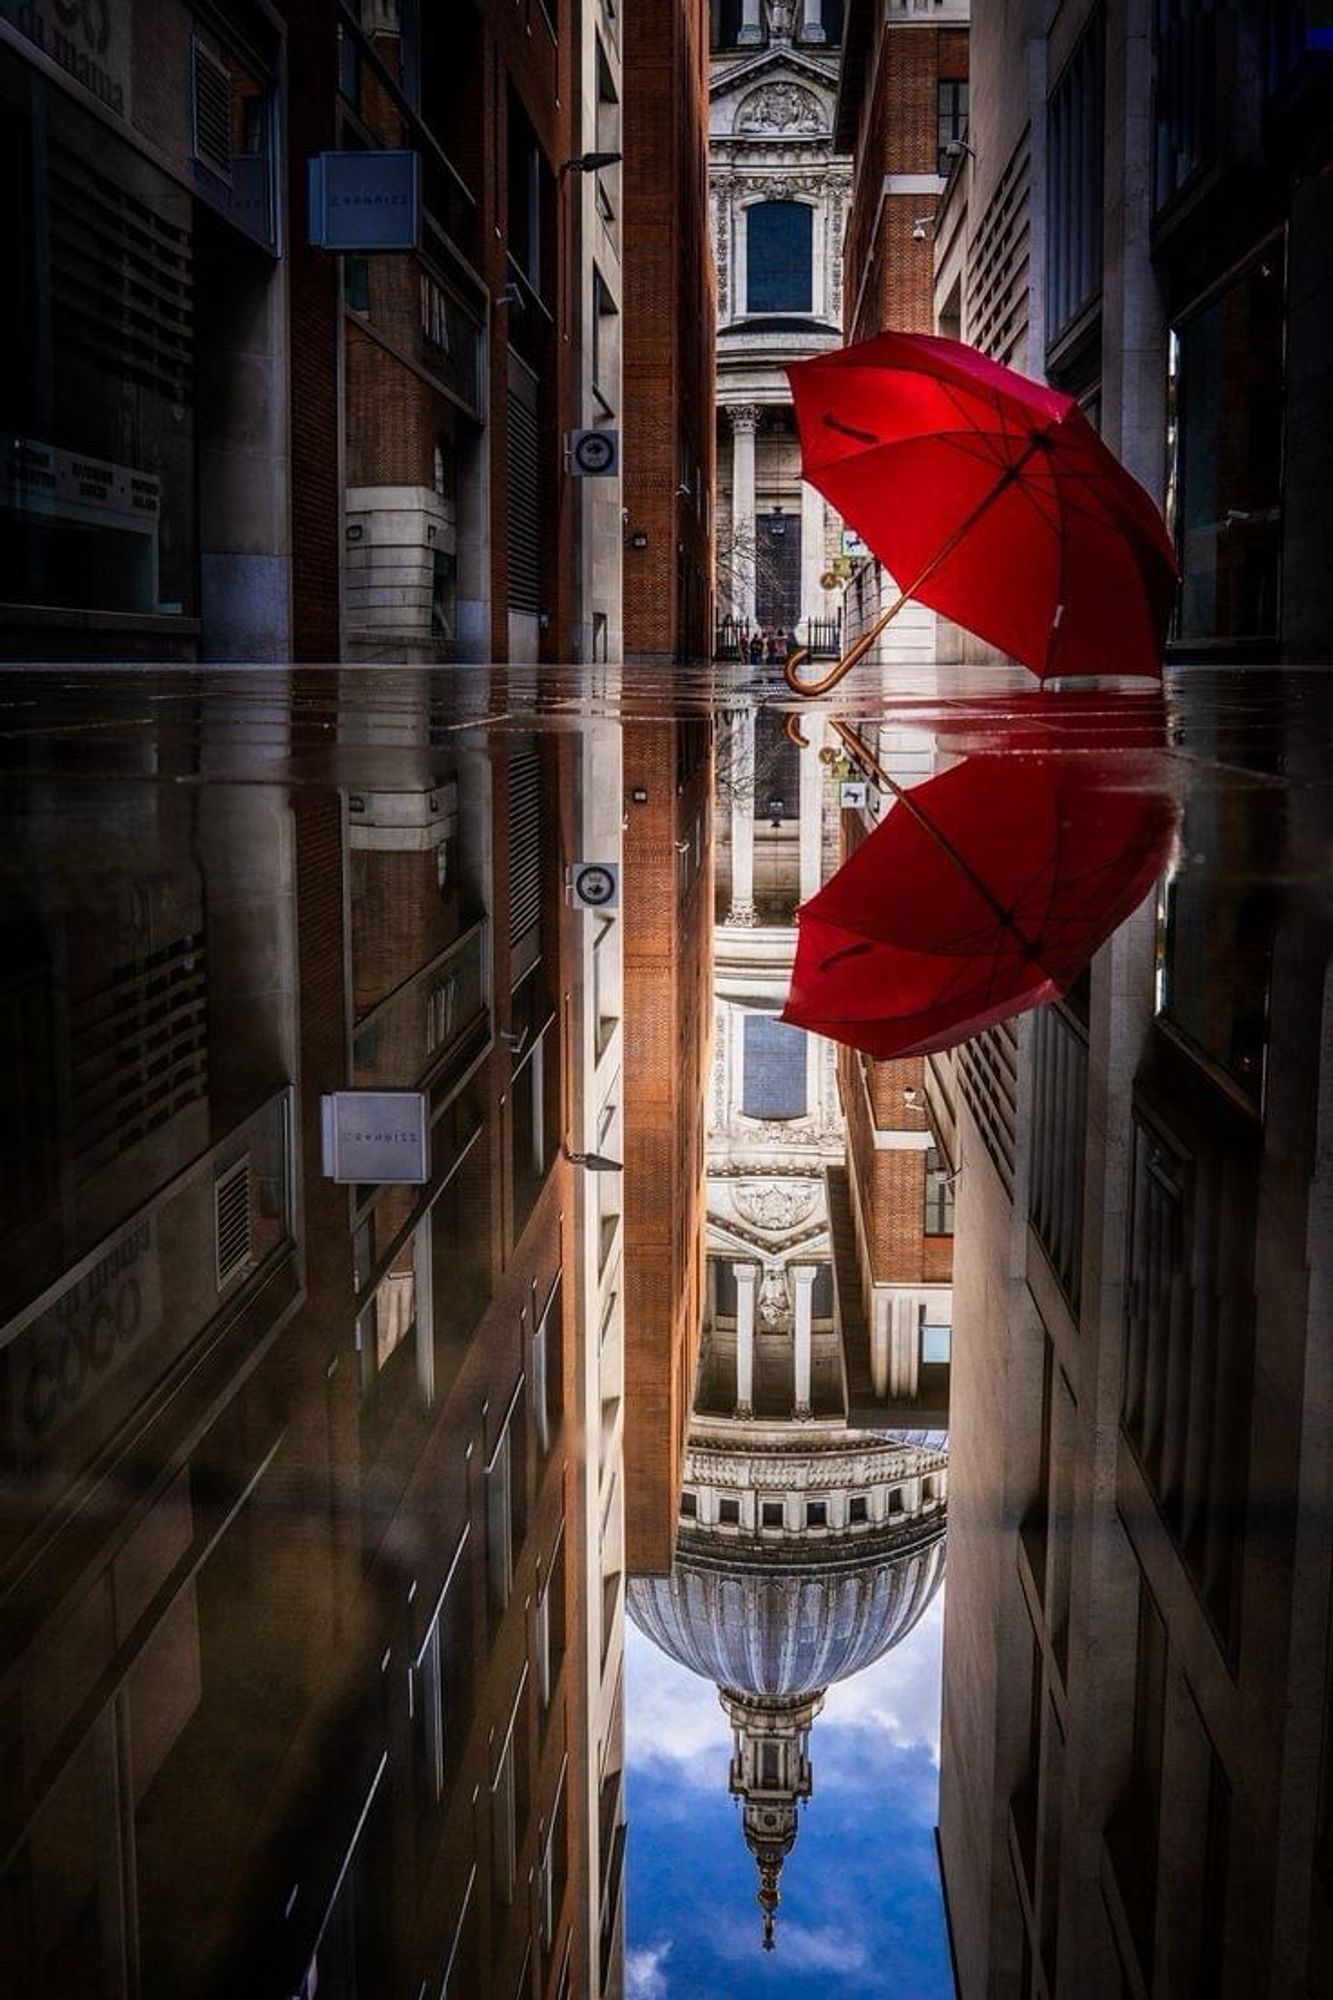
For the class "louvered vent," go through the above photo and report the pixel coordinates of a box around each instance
[507,739,542,954]
[214,1157,252,1291]
[68,930,208,1183]
[192,39,234,184]
[506,387,541,615]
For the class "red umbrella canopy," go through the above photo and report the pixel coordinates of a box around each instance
[781,753,1178,1060]
[786,333,1178,681]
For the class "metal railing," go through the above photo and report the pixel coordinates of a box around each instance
[714,613,842,662]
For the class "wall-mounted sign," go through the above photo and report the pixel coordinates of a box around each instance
[0,438,159,521]
[568,429,619,477]
[321,1091,430,1184]
[567,861,620,911]
[840,781,869,809]
[1,0,132,117]
[308,150,421,251]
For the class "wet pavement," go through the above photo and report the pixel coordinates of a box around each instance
[1,661,1330,2000]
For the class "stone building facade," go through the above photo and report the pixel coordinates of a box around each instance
[709,0,852,653]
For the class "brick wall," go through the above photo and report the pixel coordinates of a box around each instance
[623,0,715,659]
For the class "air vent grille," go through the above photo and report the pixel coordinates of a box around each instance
[214,1157,252,1291]
[192,39,234,184]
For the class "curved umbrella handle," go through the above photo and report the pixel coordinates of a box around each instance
[782,596,905,698]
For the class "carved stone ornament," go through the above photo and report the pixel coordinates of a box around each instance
[765,0,798,41]
[736,81,823,135]
[758,1262,792,1329]
[732,1181,818,1232]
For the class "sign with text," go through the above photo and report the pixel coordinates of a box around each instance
[2,0,132,117]
[308,150,421,251]
[321,1091,430,1184]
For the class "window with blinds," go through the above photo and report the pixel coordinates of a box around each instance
[506,737,543,977]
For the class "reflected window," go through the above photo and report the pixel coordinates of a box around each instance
[746,201,813,314]
[923,1146,956,1234]
[742,1015,807,1120]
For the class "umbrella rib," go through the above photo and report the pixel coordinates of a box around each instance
[830,723,1050,962]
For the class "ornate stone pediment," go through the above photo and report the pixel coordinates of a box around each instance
[735,81,824,135]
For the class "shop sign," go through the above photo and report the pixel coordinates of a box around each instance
[1,0,132,117]
[321,1091,430,1185]
[308,150,421,251]
[0,437,160,520]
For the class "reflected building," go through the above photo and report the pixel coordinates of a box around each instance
[0,673,627,2000]
[629,697,952,1948]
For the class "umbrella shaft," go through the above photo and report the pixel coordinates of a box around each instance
[785,435,1047,698]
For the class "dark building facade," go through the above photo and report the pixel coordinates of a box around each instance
[0,674,623,2000]
[0,0,628,667]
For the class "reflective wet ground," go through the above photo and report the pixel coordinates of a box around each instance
[1,662,1330,2000]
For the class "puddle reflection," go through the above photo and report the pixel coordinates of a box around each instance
[0,664,1329,2000]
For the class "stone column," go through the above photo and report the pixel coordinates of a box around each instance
[738,0,762,43]
[725,706,758,926]
[792,1265,817,1418]
[801,0,825,40]
[800,480,825,640]
[728,405,759,623]
[798,721,823,902]
[735,1263,757,1417]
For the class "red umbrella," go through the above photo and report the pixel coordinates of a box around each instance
[785,332,1178,685]
[781,751,1177,1059]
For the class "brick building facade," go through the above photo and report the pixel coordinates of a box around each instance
[622,0,715,662]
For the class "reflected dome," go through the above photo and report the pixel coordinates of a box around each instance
[628,1513,945,1698]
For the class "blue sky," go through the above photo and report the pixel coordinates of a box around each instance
[624,1590,952,2000]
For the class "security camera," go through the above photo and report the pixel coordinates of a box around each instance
[912,217,932,243]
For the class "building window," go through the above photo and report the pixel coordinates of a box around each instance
[1046,17,1104,347]
[679,1489,698,1519]
[849,1494,868,1524]
[532,1275,564,1459]
[920,1316,952,1366]
[805,1500,828,1529]
[412,1531,470,1829]
[923,1146,956,1235]
[1152,0,1219,213]
[592,268,619,411]
[507,94,545,295]
[762,1500,784,1528]
[937,77,969,176]
[719,1497,741,1525]
[742,1015,807,1120]
[1168,251,1284,645]
[486,1386,527,1622]
[746,201,813,314]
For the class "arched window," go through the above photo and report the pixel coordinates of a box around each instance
[746,200,813,314]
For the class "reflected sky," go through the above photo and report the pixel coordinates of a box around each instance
[626,1601,951,1999]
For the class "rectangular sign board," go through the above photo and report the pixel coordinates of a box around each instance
[308,150,421,251]
[321,1091,430,1184]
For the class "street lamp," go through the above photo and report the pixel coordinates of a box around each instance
[559,150,623,178]
[564,1147,624,1172]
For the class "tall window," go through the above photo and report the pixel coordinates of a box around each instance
[746,201,813,314]
[923,1146,956,1234]
[1045,19,1104,346]
[937,77,969,176]
[1168,252,1284,645]
[742,1016,807,1120]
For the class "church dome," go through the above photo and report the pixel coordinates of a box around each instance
[628,1517,945,1699]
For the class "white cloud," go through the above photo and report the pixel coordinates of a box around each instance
[817,1590,945,1764]
[714,1916,872,1974]
[626,1940,672,2000]
[625,1624,733,1781]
